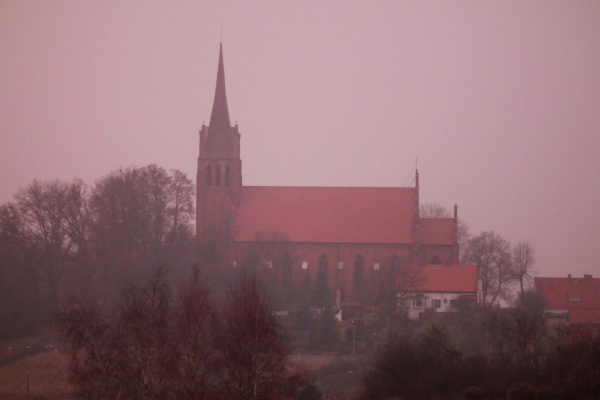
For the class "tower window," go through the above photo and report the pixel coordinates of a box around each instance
[225,166,230,187]
[206,165,212,186]
[216,165,221,186]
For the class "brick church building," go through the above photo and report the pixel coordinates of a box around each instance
[196,44,462,305]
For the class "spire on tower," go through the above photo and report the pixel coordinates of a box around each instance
[208,42,231,136]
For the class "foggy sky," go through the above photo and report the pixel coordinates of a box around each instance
[1,1,599,279]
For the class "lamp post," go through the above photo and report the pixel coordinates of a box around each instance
[351,319,355,358]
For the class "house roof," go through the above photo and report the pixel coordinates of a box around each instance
[234,186,416,244]
[419,218,455,245]
[409,264,479,293]
[535,276,600,310]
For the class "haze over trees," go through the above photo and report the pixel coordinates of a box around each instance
[0,165,196,339]
[59,270,307,400]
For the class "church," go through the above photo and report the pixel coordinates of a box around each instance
[196,44,468,308]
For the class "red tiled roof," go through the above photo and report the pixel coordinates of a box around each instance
[419,218,455,245]
[569,309,600,325]
[234,186,415,243]
[535,276,600,310]
[410,264,479,293]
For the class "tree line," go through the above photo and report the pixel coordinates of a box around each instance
[0,165,196,339]
[359,292,600,400]
[59,269,314,400]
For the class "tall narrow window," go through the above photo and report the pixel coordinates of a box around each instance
[216,165,221,186]
[206,165,212,187]
[225,166,230,187]
[319,254,328,274]
[354,254,364,287]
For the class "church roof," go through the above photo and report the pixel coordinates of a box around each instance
[234,186,416,244]
[419,218,455,245]
[411,264,479,293]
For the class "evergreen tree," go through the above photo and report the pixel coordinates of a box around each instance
[313,263,331,308]
[295,275,313,331]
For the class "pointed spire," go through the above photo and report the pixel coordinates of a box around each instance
[208,42,231,135]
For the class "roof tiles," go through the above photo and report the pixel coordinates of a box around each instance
[234,186,416,244]
[410,264,479,293]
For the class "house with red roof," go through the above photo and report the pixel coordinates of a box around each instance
[196,44,463,306]
[397,264,481,319]
[535,275,600,332]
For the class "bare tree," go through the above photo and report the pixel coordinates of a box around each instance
[377,255,427,324]
[90,165,195,291]
[14,180,79,311]
[171,266,219,400]
[511,241,535,298]
[420,202,451,218]
[217,272,290,400]
[463,231,514,307]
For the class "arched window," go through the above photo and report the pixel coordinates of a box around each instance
[354,254,364,287]
[206,165,212,187]
[216,165,221,186]
[225,165,230,187]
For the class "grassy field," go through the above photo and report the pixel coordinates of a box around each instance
[0,352,75,400]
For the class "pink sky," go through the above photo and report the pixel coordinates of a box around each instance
[1,2,599,279]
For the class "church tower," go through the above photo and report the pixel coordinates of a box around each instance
[196,43,242,243]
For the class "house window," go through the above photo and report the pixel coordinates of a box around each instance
[216,165,221,186]
[338,261,344,270]
[413,298,423,307]
[301,261,308,270]
[398,298,406,306]
[206,165,212,186]
[225,166,230,187]
[432,299,441,308]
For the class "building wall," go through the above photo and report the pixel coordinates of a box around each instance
[234,241,455,303]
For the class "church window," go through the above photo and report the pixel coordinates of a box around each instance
[354,254,364,286]
[216,165,221,186]
[225,166,230,187]
[319,254,328,273]
[206,165,212,186]
[389,254,400,273]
